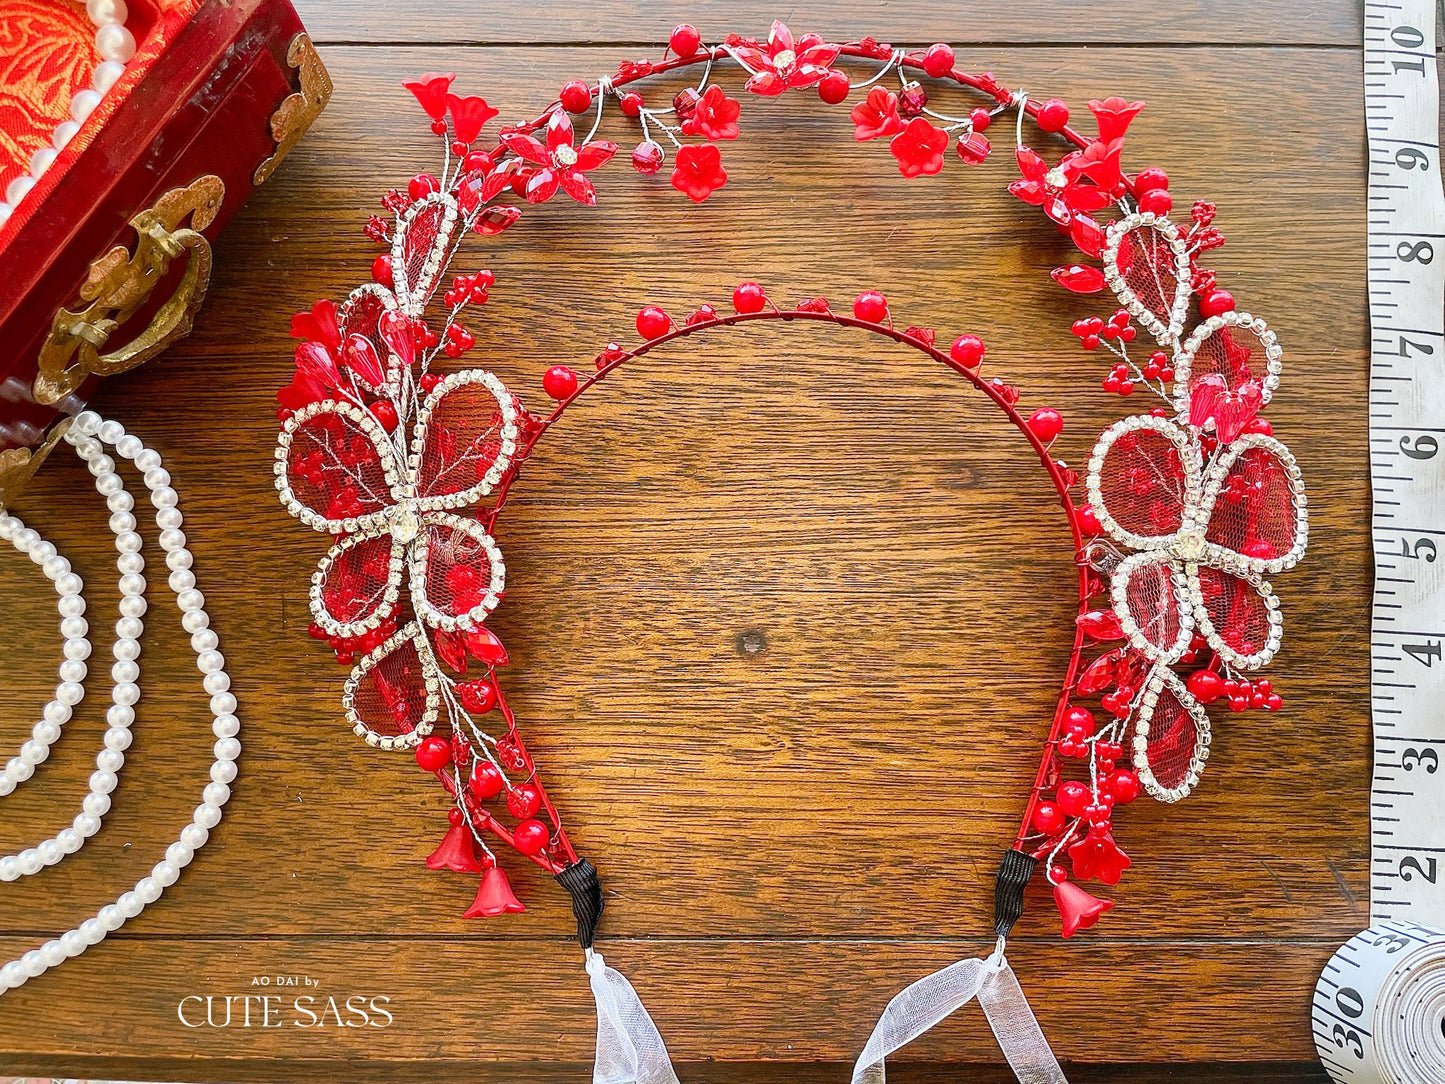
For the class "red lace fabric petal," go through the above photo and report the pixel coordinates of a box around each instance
[339,285,400,392]
[1193,565,1279,668]
[1116,223,1182,331]
[1184,323,1267,397]
[1133,668,1208,802]
[411,513,504,631]
[1091,425,1191,542]
[314,531,403,633]
[1204,442,1303,568]
[343,625,439,749]
[392,193,457,311]
[412,373,516,507]
[1114,553,1188,661]
[280,404,399,530]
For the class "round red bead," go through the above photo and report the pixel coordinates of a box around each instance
[1199,289,1236,318]
[415,736,452,772]
[369,400,399,433]
[1108,769,1141,804]
[669,23,702,57]
[1057,780,1089,817]
[950,333,986,368]
[1077,505,1102,535]
[1135,167,1169,192]
[636,306,672,339]
[542,365,579,400]
[732,282,768,314]
[560,80,592,114]
[969,107,991,132]
[513,818,550,855]
[506,783,543,820]
[408,173,440,200]
[1032,799,1065,835]
[1036,99,1069,133]
[921,42,956,78]
[619,91,644,117]
[817,69,850,105]
[1064,706,1096,734]
[853,291,889,323]
[457,680,498,714]
[1027,407,1064,443]
[372,254,394,287]
[1138,189,1173,216]
[471,760,505,799]
[447,807,465,827]
[462,150,494,175]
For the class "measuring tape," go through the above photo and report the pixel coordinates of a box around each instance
[1312,1,1445,1080]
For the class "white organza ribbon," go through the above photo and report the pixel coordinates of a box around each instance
[851,941,1069,1084]
[586,948,681,1084]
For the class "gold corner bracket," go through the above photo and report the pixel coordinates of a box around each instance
[254,32,333,186]
[34,175,226,407]
[0,418,72,511]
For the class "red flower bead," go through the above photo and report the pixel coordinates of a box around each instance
[1027,407,1064,443]
[817,69,850,105]
[670,23,702,57]
[1135,166,1169,192]
[1057,780,1089,817]
[402,72,455,121]
[559,79,592,114]
[1138,188,1172,216]
[637,306,672,339]
[471,760,505,799]
[670,143,728,202]
[415,736,452,772]
[506,783,543,820]
[513,818,550,855]
[890,117,949,178]
[1033,799,1064,835]
[850,87,905,141]
[1036,99,1070,133]
[853,290,889,323]
[369,400,399,433]
[619,91,644,117]
[408,173,440,200]
[681,85,741,141]
[921,42,956,78]
[631,140,664,175]
[1199,289,1236,317]
[733,281,768,313]
[950,334,985,368]
[500,110,618,205]
[969,107,992,132]
[542,365,579,400]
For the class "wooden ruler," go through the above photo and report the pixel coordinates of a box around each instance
[1313,2,1445,1080]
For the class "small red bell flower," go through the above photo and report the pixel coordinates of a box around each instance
[426,815,484,873]
[465,865,526,917]
[1068,827,1132,885]
[850,87,904,141]
[681,85,741,141]
[1053,876,1112,937]
[402,72,455,121]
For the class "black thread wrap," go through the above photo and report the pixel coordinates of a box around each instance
[993,848,1038,937]
[556,858,604,948]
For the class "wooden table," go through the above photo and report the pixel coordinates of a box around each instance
[0,0,1382,1079]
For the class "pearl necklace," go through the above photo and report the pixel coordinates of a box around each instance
[0,0,138,228]
[0,411,238,992]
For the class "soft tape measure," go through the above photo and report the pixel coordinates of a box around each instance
[1312,1,1445,1080]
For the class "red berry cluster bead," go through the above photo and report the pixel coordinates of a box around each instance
[1141,350,1175,383]
[1102,308,1135,343]
[310,613,401,666]
[1186,669,1282,712]
[443,323,475,358]
[1057,706,1095,758]
[1071,316,1104,351]
[444,270,493,308]
[1101,363,1134,396]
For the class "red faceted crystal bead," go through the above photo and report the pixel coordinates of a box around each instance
[631,141,664,175]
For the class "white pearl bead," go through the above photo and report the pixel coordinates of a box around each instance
[95,23,136,64]
[56,680,84,705]
[37,839,64,866]
[213,736,241,762]
[87,0,127,26]
[0,857,18,881]
[43,698,72,724]
[210,759,237,784]
[89,769,118,794]
[6,758,33,782]
[103,727,131,752]
[191,628,217,652]
[116,616,143,639]
[180,823,208,849]
[55,572,83,596]
[156,508,183,531]
[167,548,194,571]
[58,594,86,618]
[17,850,42,875]
[58,658,87,683]
[119,594,147,618]
[135,877,162,903]
[51,119,81,152]
[0,775,14,797]
[5,174,34,206]
[160,527,188,551]
[203,671,231,695]
[151,485,178,509]
[165,841,193,868]
[134,448,160,472]
[117,892,144,918]
[98,419,125,443]
[151,860,180,887]
[203,781,230,807]
[119,572,146,597]
[28,147,57,178]
[56,828,82,854]
[82,791,110,817]
[115,530,143,553]
[96,748,124,773]
[111,659,139,684]
[212,715,239,738]
[63,637,91,661]
[80,918,106,944]
[11,527,37,549]
[0,203,10,228]
[197,649,224,673]
[20,740,48,765]
[210,693,237,719]
[194,803,222,829]
[106,703,134,728]
[28,537,56,561]
[21,950,47,977]
[108,511,136,535]
[98,904,125,931]
[112,681,139,706]
[177,589,204,613]
[114,433,142,459]
[60,616,88,639]
[107,490,134,513]
[144,467,170,489]
[87,453,115,476]
[181,608,209,633]
[0,962,25,988]
[41,555,70,579]
[168,568,196,592]
[95,472,125,493]
[71,436,101,459]
[39,941,66,968]
[114,637,140,661]
[74,813,101,838]
[60,930,86,956]
[117,550,144,575]
[32,720,60,744]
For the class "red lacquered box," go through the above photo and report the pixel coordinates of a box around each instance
[0,0,330,471]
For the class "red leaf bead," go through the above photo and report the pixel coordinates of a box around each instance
[560,80,592,114]
[415,736,452,772]
[471,760,505,799]
[1138,189,1173,216]
[1057,780,1089,817]
[817,69,850,104]
[1027,407,1064,443]
[542,365,579,400]
[506,783,543,819]
[950,334,985,368]
[1036,99,1069,133]
[619,91,644,117]
[636,306,672,339]
[1051,265,1106,293]
[1199,289,1236,317]
[1135,167,1169,192]
[669,23,702,57]
[733,281,768,313]
[513,818,550,855]
[1032,799,1064,835]
[853,290,889,323]
[921,42,956,78]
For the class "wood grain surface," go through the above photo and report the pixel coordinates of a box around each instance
[0,1,1384,1079]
